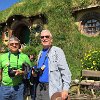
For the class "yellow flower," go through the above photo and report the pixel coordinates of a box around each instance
[89,57,91,60]
[87,68,89,70]
[81,66,83,68]
[80,59,82,62]
[81,49,100,70]
[91,66,93,69]
[93,61,96,65]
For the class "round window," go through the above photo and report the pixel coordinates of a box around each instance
[80,12,100,36]
[83,19,100,35]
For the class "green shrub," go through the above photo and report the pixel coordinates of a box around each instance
[21,45,37,61]
[0,43,8,53]
[81,50,100,70]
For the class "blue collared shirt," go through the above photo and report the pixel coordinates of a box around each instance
[37,49,49,83]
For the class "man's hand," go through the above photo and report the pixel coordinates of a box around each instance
[32,70,38,77]
[13,70,25,75]
[61,90,68,100]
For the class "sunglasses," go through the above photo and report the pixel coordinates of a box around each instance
[9,43,19,46]
[40,35,50,39]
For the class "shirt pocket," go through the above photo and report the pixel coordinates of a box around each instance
[49,64,61,87]
[49,53,58,71]
[50,65,59,72]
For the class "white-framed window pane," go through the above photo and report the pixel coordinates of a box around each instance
[83,19,100,34]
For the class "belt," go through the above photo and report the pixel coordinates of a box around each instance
[1,82,22,87]
[39,82,49,91]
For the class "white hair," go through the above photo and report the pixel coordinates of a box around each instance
[9,35,20,43]
[41,29,52,38]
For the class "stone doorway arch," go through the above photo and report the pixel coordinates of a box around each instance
[11,20,30,44]
[1,14,47,46]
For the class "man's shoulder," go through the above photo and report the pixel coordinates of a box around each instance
[52,46,62,51]
[0,52,8,57]
[20,52,28,57]
[0,52,8,61]
[51,46,65,56]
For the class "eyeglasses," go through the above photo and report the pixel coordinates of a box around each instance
[40,35,50,39]
[9,43,19,46]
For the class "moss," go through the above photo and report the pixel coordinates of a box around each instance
[0,0,100,79]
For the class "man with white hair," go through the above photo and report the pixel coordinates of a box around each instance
[33,29,71,100]
[0,36,31,100]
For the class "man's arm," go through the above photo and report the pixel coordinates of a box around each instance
[56,48,71,99]
[0,55,2,82]
[56,48,71,90]
[0,69,2,82]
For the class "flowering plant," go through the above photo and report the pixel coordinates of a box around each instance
[81,50,100,70]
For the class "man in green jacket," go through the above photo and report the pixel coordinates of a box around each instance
[0,36,31,100]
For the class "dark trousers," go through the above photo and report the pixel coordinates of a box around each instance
[35,83,49,100]
[30,83,38,100]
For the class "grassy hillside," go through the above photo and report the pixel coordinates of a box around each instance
[0,0,100,79]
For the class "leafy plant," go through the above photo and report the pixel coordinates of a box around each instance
[21,45,37,60]
[21,45,38,66]
[0,43,8,53]
[81,50,100,70]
